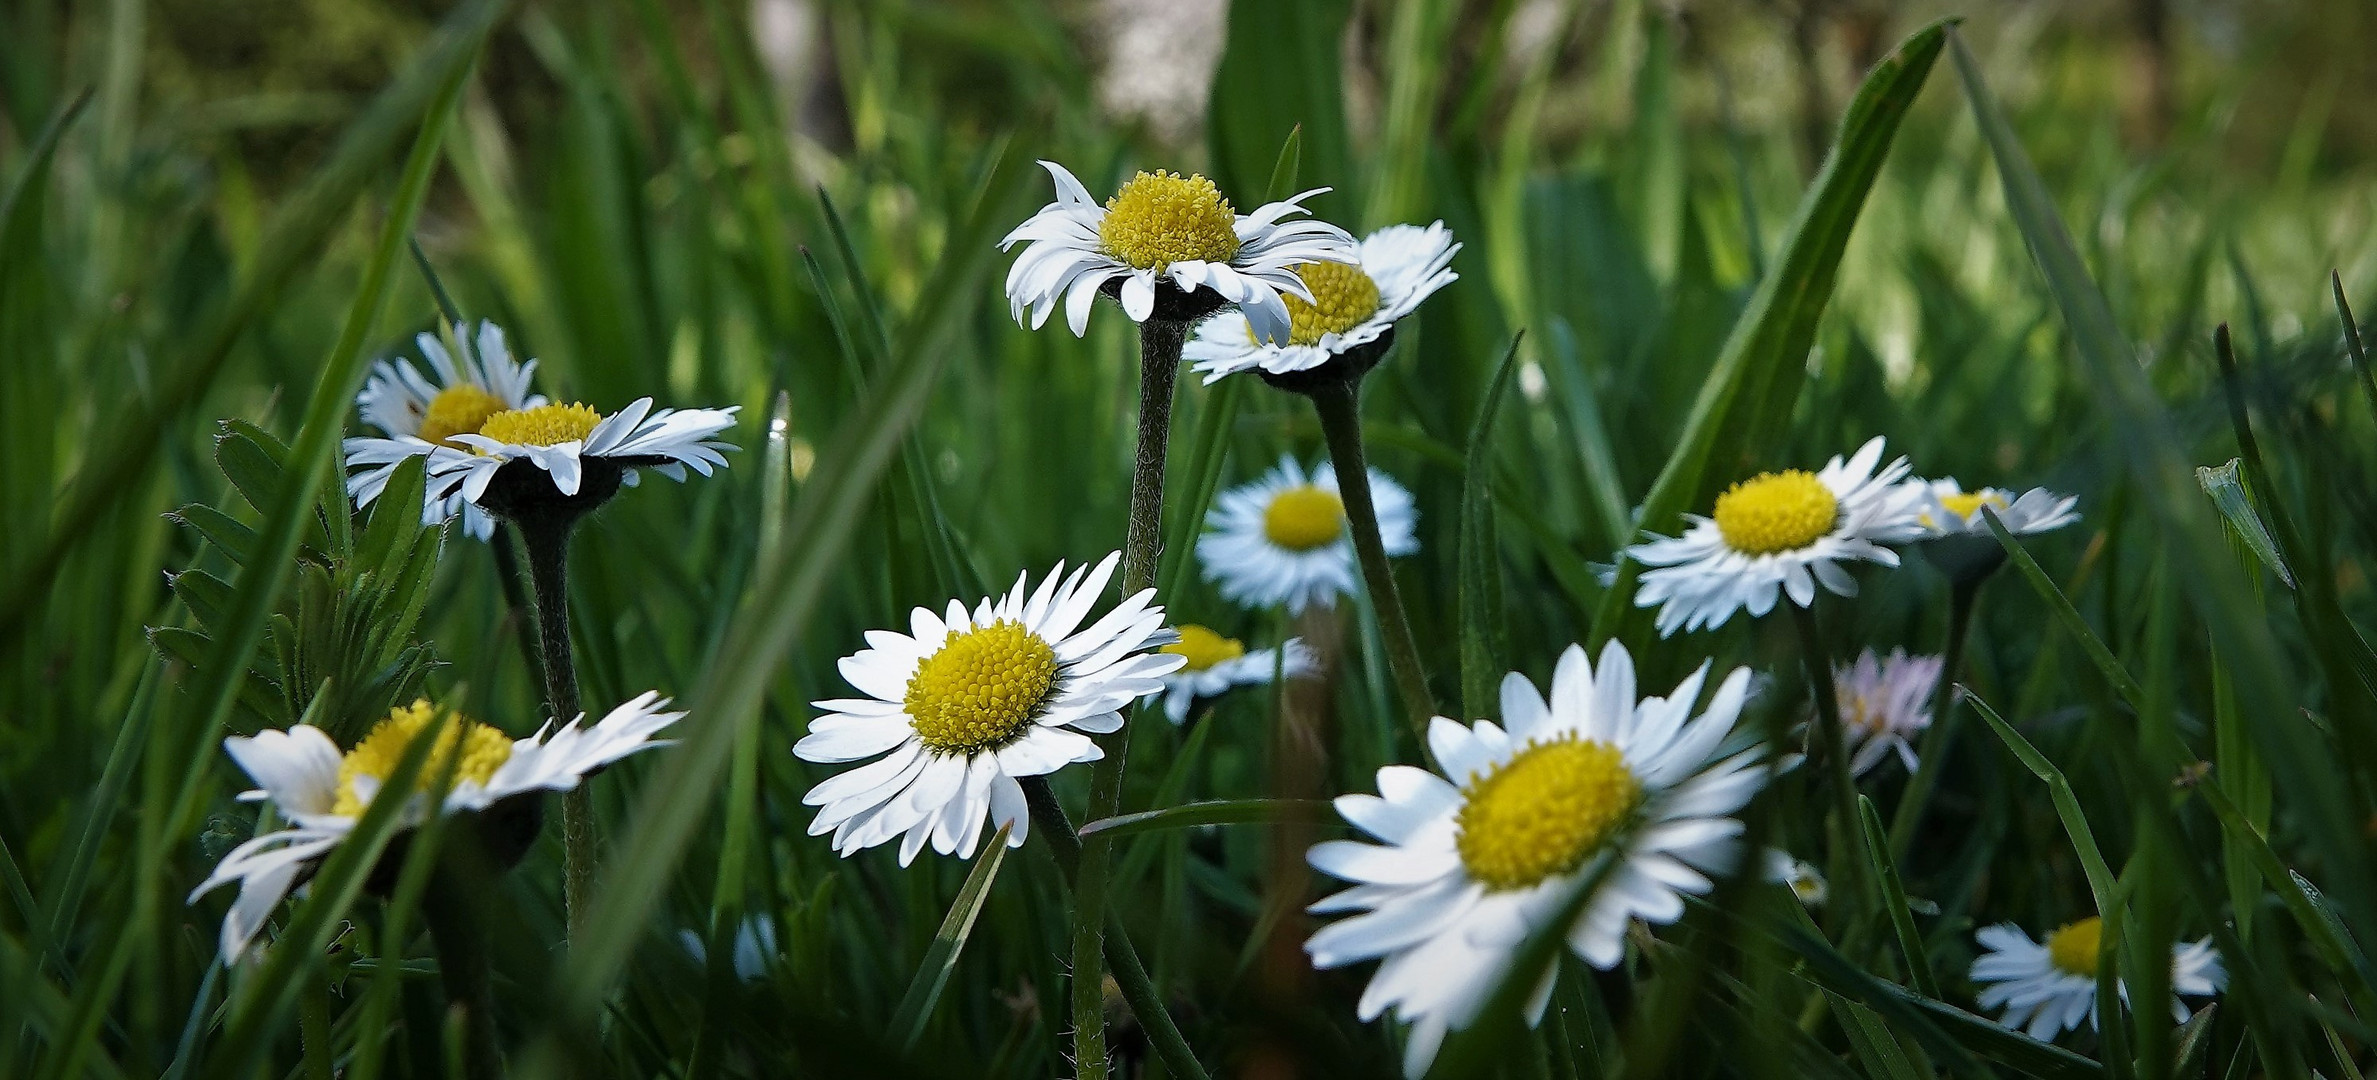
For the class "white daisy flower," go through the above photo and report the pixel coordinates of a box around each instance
[679,914,780,983]
[1971,918,2225,1041]
[1184,221,1460,384]
[999,160,1357,343]
[1833,648,1944,777]
[188,692,684,963]
[1154,624,1316,724]
[342,322,547,540]
[1905,478,2079,538]
[1197,456,1418,615]
[1760,849,1828,907]
[1305,640,1767,1078]
[794,552,1184,866]
[1625,437,1922,636]
[424,398,740,516]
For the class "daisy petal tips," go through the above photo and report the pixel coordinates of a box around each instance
[999,160,1356,342]
[1186,221,1460,384]
[1624,436,1922,636]
[1971,919,2224,1041]
[794,552,1185,866]
[1305,640,1766,1078]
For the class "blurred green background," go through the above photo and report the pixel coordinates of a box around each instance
[4,0,2376,1077]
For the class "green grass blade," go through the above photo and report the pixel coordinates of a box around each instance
[1857,795,1938,999]
[889,822,1013,1050]
[1076,799,1333,842]
[1457,337,1520,718]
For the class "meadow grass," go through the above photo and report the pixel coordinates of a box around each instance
[3,1,2375,1077]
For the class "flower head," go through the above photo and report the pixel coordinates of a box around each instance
[1000,161,1356,342]
[344,322,547,540]
[1185,222,1460,384]
[1305,641,1766,1077]
[1971,918,2225,1041]
[1198,456,1417,615]
[1902,477,2079,582]
[420,397,739,523]
[188,692,683,962]
[794,553,1183,865]
[1761,849,1828,906]
[1833,648,1943,777]
[1625,437,1921,635]
[1155,625,1316,723]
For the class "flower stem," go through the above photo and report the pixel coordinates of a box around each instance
[1887,576,1981,856]
[421,866,505,1080]
[1790,601,1872,934]
[1307,376,1435,740]
[1022,777,1211,1080]
[515,515,594,947]
[1070,318,1184,1080]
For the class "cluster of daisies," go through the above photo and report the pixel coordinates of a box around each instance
[186,158,2222,1075]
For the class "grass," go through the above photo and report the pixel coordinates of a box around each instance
[3,1,2376,1077]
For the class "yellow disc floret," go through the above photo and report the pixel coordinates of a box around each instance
[1929,490,2009,528]
[1455,735,1642,892]
[1162,625,1246,672]
[904,619,1060,755]
[2046,916,2103,977]
[333,699,514,818]
[1276,261,1382,346]
[416,385,507,447]
[1098,171,1242,271]
[1712,470,1839,555]
[1263,485,1345,551]
[477,402,603,449]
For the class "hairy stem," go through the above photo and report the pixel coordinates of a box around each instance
[1023,778,1211,1080]
[1308,377,1435,739]
[1071,318,1183,1079]
[1888,576,1981,856]
[516,516,594,947]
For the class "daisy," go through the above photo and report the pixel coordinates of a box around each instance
[1197,456,1418,615]
[425,398,740,521]
[1905,478,2079,539]
[1625,437,1922,636]
[343,321,546,540]
[794,552,1184,865]
[1971,918,2225,1041]
[680,914,781,983]
[999,160,1357,342]
[1184,221,1460,385]
[188,692,684,962]
[1761,849,1828,907]
[1154,624,1316,724]
[1833,648,1944,777]
[1305,641,1766,1077]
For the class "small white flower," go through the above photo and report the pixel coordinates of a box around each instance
[1197,456,1417,615]
[1761,848,1828,906]
[1184,222,1460,383]
[1305,641,1767,1078]
[1625,437,1922,636]
[794,553,1184,865]
[1904,478,2079,538]
[999,161,1356,343]
[188,693,683,962]
[424,398,740,508]
[679,914,781,982]
[343,322,547,540]
[1154,624,1316,724]
[1971,918,2225,1041]
[1833,648,1944,777]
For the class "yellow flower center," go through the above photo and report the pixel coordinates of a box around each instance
[1262,485,1345,551]
[1923,490,2009,528]
[1455,736,1642,892]
[1272,261,1382,346]
[1097,171,1242,271]
[332,700,514,818]
[1712,470,1839,555]
[903,619,1060,756]
[1161,625,1246,672]
[477,402,602,449]
[2046,917,2103,977]
[1840,689,1885,734]
[416,385,507,448]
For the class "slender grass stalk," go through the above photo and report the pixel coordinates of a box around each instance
[422,880,503,1080]
[515,515,594,944]
[1306,376,1434,738]
[1886,575,1981,855]
[1070,317,1184,1079]
[1790,601,1871,935]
